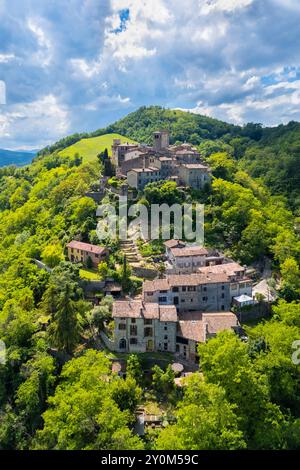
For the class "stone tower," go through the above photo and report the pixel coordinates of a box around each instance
[153,130,170,151]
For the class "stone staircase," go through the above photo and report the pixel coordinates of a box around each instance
[119,239,143,267]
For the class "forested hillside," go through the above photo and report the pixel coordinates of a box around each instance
[0,107,300,449]
[40,106,300,208]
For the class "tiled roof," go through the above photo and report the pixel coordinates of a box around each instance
[143,272,229,292]
[177,311,238,342]
[112,300,177,322]
[170,246,209,257]
[180,163,209,169]
[67,240,107,255]
[198,262,246,277]
[164,239,185,248]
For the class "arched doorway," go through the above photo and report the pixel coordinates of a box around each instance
[119,338,127,350]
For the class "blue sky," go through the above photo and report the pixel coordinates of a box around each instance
[1,0,300,149]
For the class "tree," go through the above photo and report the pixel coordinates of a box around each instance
[126,354,143,384]
[119,255,131,292]
[152,365,175,400]
[279,257,300,301]
[41,243,64,269]
[110,376,142,414]
[32,351,143,450]
[198,331,290,449]
[98,261,108,279]
[48,283,81,354]
[207,152,235,180]
[156,375,246,450]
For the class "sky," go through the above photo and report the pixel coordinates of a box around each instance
[1,0,300,149]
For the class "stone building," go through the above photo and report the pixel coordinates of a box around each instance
[143,272,231,313]
[112,300,177,353]
[111,131,212,191]
[127,167,161,189]
[111,139,139,168]
[178,163,211,189]
[176,311,239,362]
[66,240,108,268]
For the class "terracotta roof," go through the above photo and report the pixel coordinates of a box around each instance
[198,262,246,277]
[177,311,205,342]
[143,279,169,292]
[67,240,107,255]
[160,305,178,322]
[128,167,159,173]
[170,246,209,257]
[164,239,185,248]
[180,163,209,170]
[177,311,238,343]
[143,272,230,292]
[112,300,177,322]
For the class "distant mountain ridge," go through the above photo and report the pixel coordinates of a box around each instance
[0,148,37,167]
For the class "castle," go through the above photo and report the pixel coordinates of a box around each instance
[111,130,212,190]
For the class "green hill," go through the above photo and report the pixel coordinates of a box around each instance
[39,106,300,207]
[58,133,137,162]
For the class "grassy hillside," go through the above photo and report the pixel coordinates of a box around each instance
[58,133,137,162]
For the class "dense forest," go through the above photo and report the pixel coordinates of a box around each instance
[0,107,300,449]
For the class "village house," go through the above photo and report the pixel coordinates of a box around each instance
[143,272,231,312]
[178,163,211,189]
[164,239,224,273]
[127,167,161,190]
[113,300,178,353]
[111,139,139,169]
[198,262,253,301]
[66,240,108,268]
[176,311,239,362]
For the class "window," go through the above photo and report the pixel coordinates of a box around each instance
[164,325,168,331]
[221,305,225,311]
[222,285,225,290]
[158,296,167,302]
[221,293,225,299]
[164,335,168,340]
[203,286,207,292]
[144,327,153,337]
[182,286,186,292]
[144,319,152,325]
[203,296,208,302]
[172,287,179,292]
[176,344,180,353]
[130,325,137,336]
[160,290,167,294]
[181,299,185,303]
[164,343,168,351]
[147,292,153,296]
[119,323,126,330]
[188,286,196,291]
[131,318,136,324]
[130,338,137,345]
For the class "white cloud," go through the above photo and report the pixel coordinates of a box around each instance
[0,53,15,63]
[0,95,69,147]
[27,18,52,67]
[200,0,253,14]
